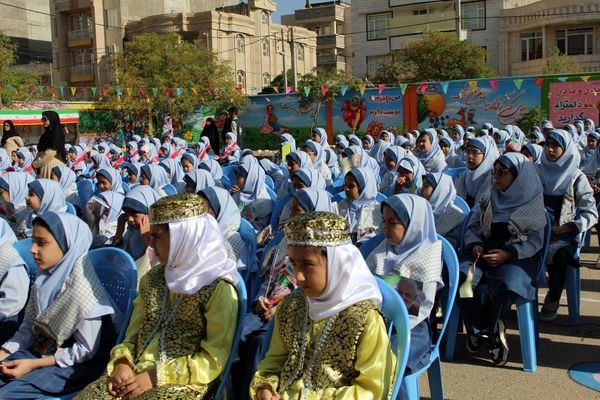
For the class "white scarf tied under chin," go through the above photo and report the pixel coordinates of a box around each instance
[307,244,382,321]
[165,213,239,295]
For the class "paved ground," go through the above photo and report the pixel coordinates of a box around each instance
[418,234,600,399]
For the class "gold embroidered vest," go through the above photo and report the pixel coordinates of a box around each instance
[136,265,225,361]
[277,291,378,391]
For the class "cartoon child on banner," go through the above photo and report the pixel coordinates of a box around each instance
[342,96,367,133]
[260,102,288,137]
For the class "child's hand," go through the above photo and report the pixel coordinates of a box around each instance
[481,249,510,267]
[119,371,155,399]
[0,349,9,362]
[0,359,34,379]
[395,176,407,186]
[108,361,135,397]
[257,387,280,400]
[229,185,240,193]
[472,245,485,259]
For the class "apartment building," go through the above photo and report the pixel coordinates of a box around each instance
[281,0,352,75]
[50,0,239,86]
[125,0,317,95]
[351,0,501,78]
[1,1,52,71]
[499,0,600,76]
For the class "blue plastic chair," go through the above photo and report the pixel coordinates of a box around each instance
[239,218,257,284]
[214,272,248,400]
[76,179,96,207]
[42,247,138,400]
[401,236,459,399]
[222,165,236,183]
[359,233,385,259]
[563,226,591,325]
[65,202,77,215]
[13,238,36,280]
[444,167,466,182]
[121,181,130,194]
[375,277,411,399]
[161,183,177,196]
[326,175,345,195]
[279,165,289,181]
[269,193,292,233]
[443,212,552,372]
[265,186,278,203]
[453,195,470,215]
[264,175,275,191]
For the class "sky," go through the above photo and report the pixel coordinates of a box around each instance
[272,1,307,23]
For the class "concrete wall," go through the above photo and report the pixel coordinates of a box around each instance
[1,0,52,64]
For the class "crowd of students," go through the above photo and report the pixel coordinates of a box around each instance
[0,113,598,399]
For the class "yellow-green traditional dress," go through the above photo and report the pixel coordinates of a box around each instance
[250,291,395,400]
[76,265,238,400]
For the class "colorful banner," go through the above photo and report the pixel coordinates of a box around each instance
[548,80,600,126]
[0,109,79,125]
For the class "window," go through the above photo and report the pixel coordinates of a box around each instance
[314,27,321,36]
[557,28,594,55]
[263,73,271,87]
[412,8,433,16]
[236,34,245,54]
[104,8,119,29]
[367,12,391,41]
[236,70,246,89]
[520,32,543,61]
[262,39,270,57]
[261,11,269,25]
[367,54,392,75]
[461,1,485,30]
[297,44,305,62]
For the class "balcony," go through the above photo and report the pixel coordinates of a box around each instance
[509,54,600,76]
[317,34,345,49]
[67,29,93,47]
[70,64,95,83]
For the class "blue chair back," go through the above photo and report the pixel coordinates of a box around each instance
[265,186,278,203]
[331,191,386,203]
[222,165,236,183]
[269,193,292,233]
[376,192,387,202]
[359,233,385,260]
[76,179,96,207]
[87,247,138,343]
[65,202,77,215]
[264,175,275,191]
[375,277,411,399]
[239,218,257,283]
[453,195,470,215]
[220,175,232,189]
[121,182,130,194]
[536,211,553,284]
[161,184,177,196]
[459,209,474,257]
[279,165,289,181]
[326,175,345,195]
[13,238,37,280]
[435,235,460,349]
[215,273,248,400]
[444,167,466,181]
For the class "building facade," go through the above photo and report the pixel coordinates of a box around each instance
[50,0,239,86]
[281,0,352,75]
[499,0,600,76]
[351,0,502,78]
[1,1,52,71]
[125,0,317,95]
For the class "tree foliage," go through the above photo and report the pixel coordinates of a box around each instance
[100,32,246,134]
[514,106,548,136]
[0,31,43,107]
[543,47,579,75]
[371,31,495,84]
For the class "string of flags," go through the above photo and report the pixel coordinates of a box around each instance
[0,75,594,100]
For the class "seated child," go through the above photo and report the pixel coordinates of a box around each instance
[0,240,29,344]
[251,211,395,400]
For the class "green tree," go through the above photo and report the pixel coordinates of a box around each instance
[372,31,494,83]
[296,67,363,129]
[543,47,579,75]
[269,69,295,90]
[101,32,246,135]
[0,31,43,107]
[514,106,548,136]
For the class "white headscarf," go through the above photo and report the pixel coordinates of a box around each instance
[165,213,239,295]
[464,136,500,198]
[540,129,581,196]
[306,243,382,321]
[423,172,457,219]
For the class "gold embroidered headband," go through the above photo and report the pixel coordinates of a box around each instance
[284,211,351,247]
[149,193,208,225]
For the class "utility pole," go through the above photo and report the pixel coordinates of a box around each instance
[290,28,297,90]
[49,64,55,101]
[455,0,462,40]
[279,29,287,89]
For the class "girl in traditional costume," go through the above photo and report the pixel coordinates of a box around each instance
[251,211,395,400]
[77,193,239,400]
